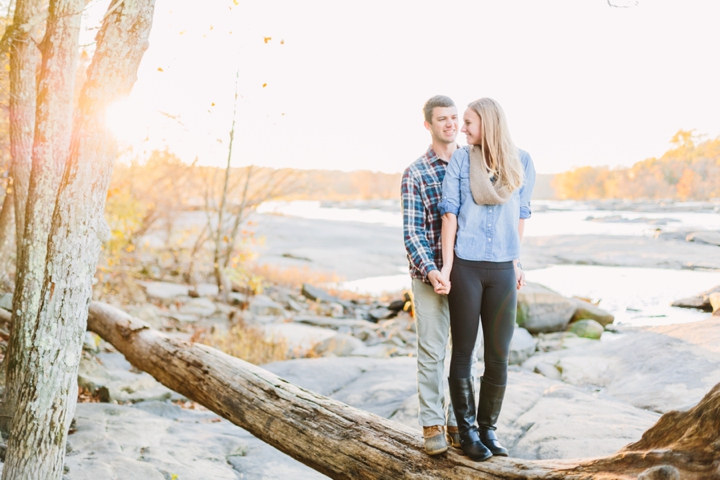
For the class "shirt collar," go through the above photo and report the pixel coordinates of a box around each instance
[424,145,458,166]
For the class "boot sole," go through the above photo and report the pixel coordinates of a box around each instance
[425,445,450,455]
[466,450,493,462]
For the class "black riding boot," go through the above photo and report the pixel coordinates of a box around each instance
[448,377,492,461]
[477,377,509,456]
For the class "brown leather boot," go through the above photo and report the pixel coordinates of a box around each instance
[423,425,449,455]
[446,425,461,448]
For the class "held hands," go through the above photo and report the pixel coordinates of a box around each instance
[428,269,451,295]
[514,263,526,290]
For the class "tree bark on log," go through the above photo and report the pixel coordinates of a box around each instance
[87,301,719,480]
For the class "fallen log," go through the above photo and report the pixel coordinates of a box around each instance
[87,301,719,480]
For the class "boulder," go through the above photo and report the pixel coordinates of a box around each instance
[312,333,365,357]
[509,327,537,365]
[195,283,220,296]
[568,319,604,340]
[328,302,345,318]
[248,294,285,317]
[368,307,394,321]
[262,323,336,356]
[301,283,341,303]
[294,315,376,330]
[671,284,720,312]
[388,299,406,312]
[350,344,396,358]
[516,282,576,333]
[83,332,100,353]
[533,361,562,380]
[535,331,595,353]
[686,231,720,247]
[0,293,12,311]
[127,304,164,329]
[167,312,199,324]
[227,292,248,308]
[710,292,720,314]
[179,297,217,317]
[570,298,614,326]
[671,295,712,311]
[137,281,189,301]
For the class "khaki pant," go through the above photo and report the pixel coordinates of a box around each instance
[412,279,479,427]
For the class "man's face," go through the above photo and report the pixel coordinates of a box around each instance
[425,106,459,144]
[461,107,482,146]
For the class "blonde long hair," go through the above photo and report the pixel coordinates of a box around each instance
[468,98,524,192]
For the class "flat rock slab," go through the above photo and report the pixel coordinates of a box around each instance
[262,323,337,354]
[136,281,218,301]
[501,370,659,460]
[523,235,720,270]
[79,353,178,404]
[264,357,659,461]
[523,316,720,412]
[64,402,325,480]
[265,357,417,418]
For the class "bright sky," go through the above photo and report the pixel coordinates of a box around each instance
[98,0,720,174]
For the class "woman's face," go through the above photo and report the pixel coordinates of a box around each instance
[461,108,483,145]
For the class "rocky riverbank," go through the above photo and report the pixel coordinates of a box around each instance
[250,212,720,278]
[2,272,718,479]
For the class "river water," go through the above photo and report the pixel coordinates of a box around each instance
[257,200,720,327]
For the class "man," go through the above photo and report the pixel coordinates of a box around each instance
[402,95,462,455]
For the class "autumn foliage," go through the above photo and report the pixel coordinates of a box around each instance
[553,130,720,200]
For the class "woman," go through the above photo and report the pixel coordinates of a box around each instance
[438,98,535,461]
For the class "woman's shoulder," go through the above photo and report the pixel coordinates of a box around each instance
[450,145,470,164]
[518,148,531,162]
[517,148,534,168]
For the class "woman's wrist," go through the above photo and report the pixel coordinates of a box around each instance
[514,260,523,270]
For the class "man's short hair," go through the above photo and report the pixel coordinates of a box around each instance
[423,95,455,123]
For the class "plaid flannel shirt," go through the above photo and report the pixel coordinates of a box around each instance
[402,147,448,283]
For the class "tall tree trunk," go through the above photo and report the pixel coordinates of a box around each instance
[0,0,48,434]
[0,191,14,281]
[87,301,717,480]
[7,0,45,249]
[2,0,82,439]
[2,0,156,477]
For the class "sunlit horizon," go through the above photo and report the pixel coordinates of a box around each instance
[96,0,720,175]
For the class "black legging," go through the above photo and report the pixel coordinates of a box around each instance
[448,257,517,385]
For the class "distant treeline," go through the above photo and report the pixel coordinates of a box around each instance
[110,152,557,205]
[289,170,401,200]
[553,131,720,201]
[112,131,720,206]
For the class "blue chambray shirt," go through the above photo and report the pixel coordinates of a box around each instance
[439,146,536,262]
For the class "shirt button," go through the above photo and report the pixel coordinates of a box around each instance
[487,238,491,241]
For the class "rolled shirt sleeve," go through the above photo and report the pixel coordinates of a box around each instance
[439,149,463,216]
[518,149,536,219]
[402,169,438,278]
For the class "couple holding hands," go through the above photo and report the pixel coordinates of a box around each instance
[402,96,536,461]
